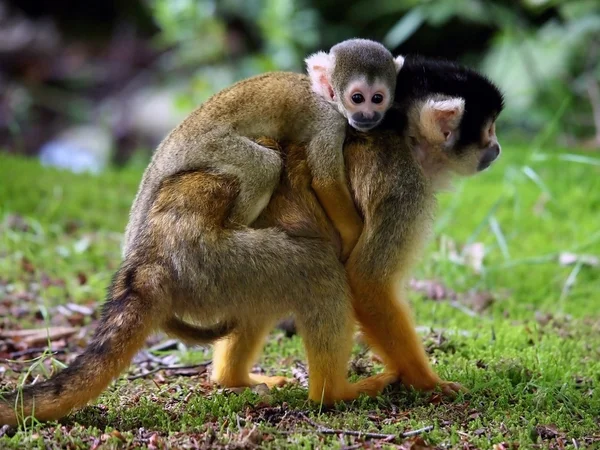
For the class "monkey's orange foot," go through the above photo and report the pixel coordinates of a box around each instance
[215,373,293,390]
[352,372,398,397]
[249,374,293,389]
[401,374,465,398]
[439,380,465,398]
[309,373,397,405]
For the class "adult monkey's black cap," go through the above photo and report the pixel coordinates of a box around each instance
[388,55,505,148]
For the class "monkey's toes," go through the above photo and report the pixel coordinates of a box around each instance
[250,374,294,388]
[439,381,466,398]
[356,372,398,397]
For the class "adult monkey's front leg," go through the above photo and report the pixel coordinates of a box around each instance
[346,249,461,396]
[344,133,462,396]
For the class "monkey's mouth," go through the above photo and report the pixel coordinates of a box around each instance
[350,119,381,132]
[477,144,501,171]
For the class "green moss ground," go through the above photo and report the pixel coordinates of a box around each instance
[0,146,599,449]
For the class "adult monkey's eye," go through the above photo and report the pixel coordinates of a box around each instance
[372,93,384,104]
[351,93,365,104]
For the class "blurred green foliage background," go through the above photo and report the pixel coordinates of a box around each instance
[153,0,600,142]
[1,0,599,168]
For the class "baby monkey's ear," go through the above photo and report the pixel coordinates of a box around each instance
[419,97,465,144]
[394,55,405,73]
[305,51,335,101]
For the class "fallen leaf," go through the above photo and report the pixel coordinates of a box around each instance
[399,436,434,449]
[111,430,127,442]
[1,326,78,346]
[5,214,29,232]
[21,257,35,274]
[148,432,162,450]
[535,424,562,440]
[350,355,373,376]
[410,279,457,301]
[240,425,263,446]
[535,311,553,326]
[292,361,308,387]
[465,291,495,313]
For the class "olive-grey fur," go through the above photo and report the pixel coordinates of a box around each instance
[330,39,398,101]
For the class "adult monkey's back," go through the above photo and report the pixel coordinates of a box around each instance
[0,57,503,426]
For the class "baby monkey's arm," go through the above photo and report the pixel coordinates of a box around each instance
[312,178,363,261]
[308,131,363,261]
[304,39,404,260]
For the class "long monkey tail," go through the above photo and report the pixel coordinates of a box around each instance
[0,264,233,425]
[0,264,163,426]
[0,262,227,426]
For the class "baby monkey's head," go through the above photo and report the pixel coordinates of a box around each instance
[306,38,404,132]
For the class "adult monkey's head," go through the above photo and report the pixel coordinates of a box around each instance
[383,55,505,181]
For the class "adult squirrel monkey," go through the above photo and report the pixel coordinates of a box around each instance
[0,56,503,426]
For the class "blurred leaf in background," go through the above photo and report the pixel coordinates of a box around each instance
[481,0,600,145]
[149,0,320,109]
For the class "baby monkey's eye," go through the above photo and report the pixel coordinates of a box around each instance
[372,93,384,104]
[351,93,365,104]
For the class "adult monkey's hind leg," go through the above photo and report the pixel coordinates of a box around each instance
[211,319,290,389]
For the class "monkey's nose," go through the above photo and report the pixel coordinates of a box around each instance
[362,111,375,120]
[477,144,500,171]
[352,111,379,122]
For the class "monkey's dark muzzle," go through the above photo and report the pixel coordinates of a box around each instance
[350,120,382,132]
[350,112,383,132]
[477,144,501,171]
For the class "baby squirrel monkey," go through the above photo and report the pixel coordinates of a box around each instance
[305,39,404,257]
[125,38,403,261]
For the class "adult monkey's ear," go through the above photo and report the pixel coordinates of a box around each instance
[419,97,465,144]
[393,55,405,73]
[305,51,335,101]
